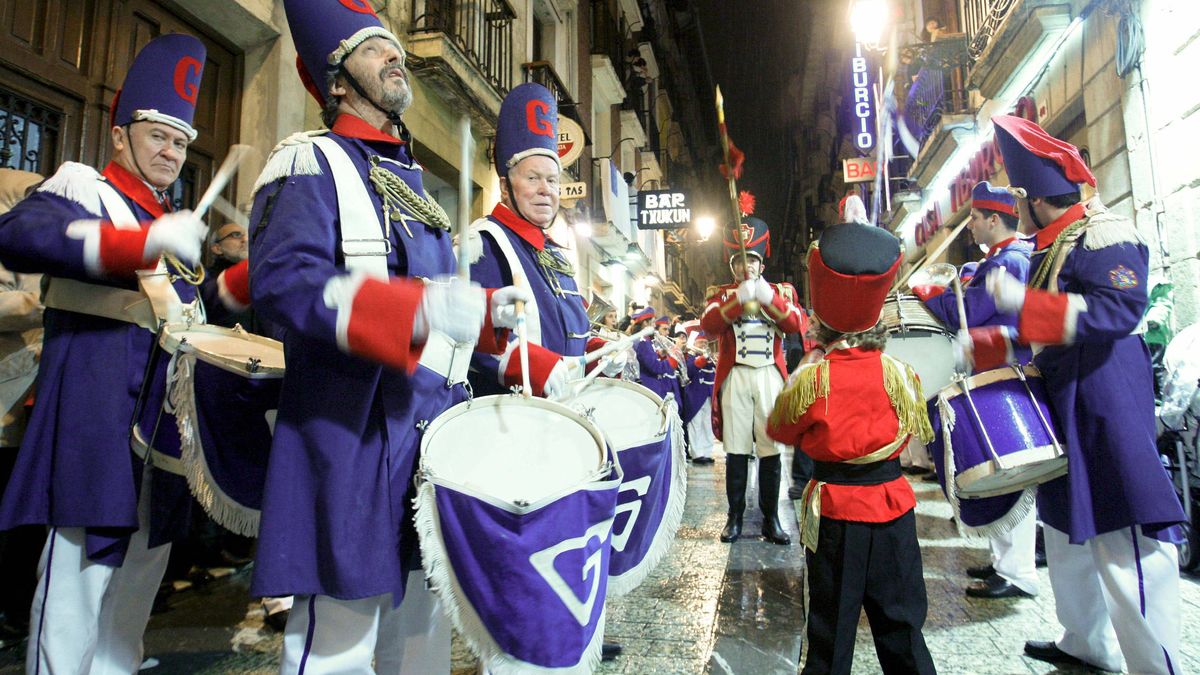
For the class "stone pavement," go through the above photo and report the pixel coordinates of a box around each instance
[2,443,1197,674]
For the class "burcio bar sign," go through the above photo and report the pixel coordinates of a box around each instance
[637,189,691,230]
[850,42,875,151]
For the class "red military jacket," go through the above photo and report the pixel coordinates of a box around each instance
[700,280,807,439]
[767,346,928,522]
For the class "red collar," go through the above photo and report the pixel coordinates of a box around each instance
[986,237,1018,259]
[491,203,547,250]
[331,114,404,145]
[825,345,878,359]
[1034,203,1088,251]
[102,162,165,218]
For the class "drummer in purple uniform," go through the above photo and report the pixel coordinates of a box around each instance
[631,310,680,401]
[466,83,593,400]
[0,34,223,673]
[681,327,717,465]
[913,181,1039,600]
[968,114,1184,674]
[248,1,526,670]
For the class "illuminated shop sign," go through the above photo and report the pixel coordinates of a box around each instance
[850,43,875,151]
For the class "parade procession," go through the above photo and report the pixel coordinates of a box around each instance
[0,0,1198,673]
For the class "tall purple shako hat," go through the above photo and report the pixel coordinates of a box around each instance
[283,0,402,105]
[110,34,206,141]
[494,83,560,179]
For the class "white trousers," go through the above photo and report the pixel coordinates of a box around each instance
[686,399,715,459]
[719,365,785,458]
[1044,524,1181,674]
[281,573,450,674]
[27,468,171,675]
[990,508,1039,595]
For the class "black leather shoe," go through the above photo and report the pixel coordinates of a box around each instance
[966,574,1033,599]
[720,513,742,543]
[691,456,714,465]
[601,640,622,661]
[966,563,995,580]
[1023,640,1085,667]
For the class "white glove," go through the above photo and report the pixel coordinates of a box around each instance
[543,359,570,401]
[602,349,628,377]
[490,285,533,329]
[953,329,974,373]
[986,268,1027,313]
[735,278,756,304]
[417,276,485,344]
[144,210,206,265]
[754,276,775,305]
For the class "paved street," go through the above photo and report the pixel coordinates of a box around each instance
[2,443,1197,674]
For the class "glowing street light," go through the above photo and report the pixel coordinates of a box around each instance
[695,215,716,241]
[849,0,888,46]
[573,219,593,238]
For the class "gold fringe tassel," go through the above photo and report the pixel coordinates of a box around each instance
[769,361,830,427]
[881,355,935,443]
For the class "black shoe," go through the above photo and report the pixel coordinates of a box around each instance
[264,608,290,632]
[966,563,995,580]
[721,454,749,543]
[601,640,622,661]
[691,456,714,465]
[901,465,931,476]
[1023,640,1085,667]
[966,574,1033,599]
[720,513,743,543]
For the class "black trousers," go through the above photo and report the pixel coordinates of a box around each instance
[802,510,936,675]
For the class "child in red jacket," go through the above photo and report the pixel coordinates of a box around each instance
[768,221,936,674]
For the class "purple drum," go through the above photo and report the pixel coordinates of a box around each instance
[929,365,1067,499]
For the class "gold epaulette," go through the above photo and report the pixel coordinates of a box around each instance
[769,362,829,427]
[880,354,934,443]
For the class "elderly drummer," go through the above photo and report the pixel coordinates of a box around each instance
[247,1,527,670]
[701,210,807,545]
[913,181,1040,601]
[768,220,936,675]
[967,115,1184,674]
[0,34,218,672]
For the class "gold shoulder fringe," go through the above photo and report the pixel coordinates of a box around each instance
[769,362,829,427]
[881,354,934,443]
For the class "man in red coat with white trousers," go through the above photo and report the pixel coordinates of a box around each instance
[701,211,807,544]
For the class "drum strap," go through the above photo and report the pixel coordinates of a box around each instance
[473,221,542,343]
[812,458,901,485]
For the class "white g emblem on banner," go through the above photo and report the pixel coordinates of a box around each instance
[611,476,651,552]
[528,518,614,626]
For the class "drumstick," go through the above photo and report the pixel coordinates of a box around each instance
[568,354,612,396]
[512,272,532,398]
[456,115,473,281]
[952,276,969,335]
[194,145,253,222]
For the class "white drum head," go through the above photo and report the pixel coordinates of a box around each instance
[421,395,606,507]
[160,324,285,378]
[565,379,666,451]
[884,331,958,400]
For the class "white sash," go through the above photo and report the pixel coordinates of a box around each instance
[472,219,542,343]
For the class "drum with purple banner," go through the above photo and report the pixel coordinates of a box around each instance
[564,378,687,596]
[160,323,283,537]
[415,394,621,673]
[930,364,1067,501]
[880,293,961,400]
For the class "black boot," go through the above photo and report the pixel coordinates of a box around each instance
[720,454,749,543]
[759,455,791,545]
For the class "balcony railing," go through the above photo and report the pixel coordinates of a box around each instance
[590,0,626,72]
[897,36,973,147]
[409,0,517,94]
[960,0,1019,59]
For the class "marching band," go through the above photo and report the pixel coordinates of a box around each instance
[0,1,1186,673]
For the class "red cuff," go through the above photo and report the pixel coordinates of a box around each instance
[969,326,1011,371]
[694,356,708,368]
[1019,289,1070,344]
[912,285,946,302]
[476,288,509,354]
[98,224,151,276]
[502,342,560,397]
[217,259,251,309]
[345,277,425,373]
[667,356,679,370]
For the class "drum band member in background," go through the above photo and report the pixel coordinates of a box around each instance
[248,1,524,669]
[913,181,1039,600]
[968,114,1184,674]
[768,220,936,675]
[702,210,806,545]
[681,326,716,465]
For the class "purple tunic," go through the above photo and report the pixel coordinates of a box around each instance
[248,131,463,602]
[634,337,678,402]
[1029,234,1184,544]
[0,168,198,564]
[681,357,715,425]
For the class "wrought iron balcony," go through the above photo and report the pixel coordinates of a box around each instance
[407,0,517,128]
[590,0,626,74]
[896,36,973,148]
[961,0,1019,60]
